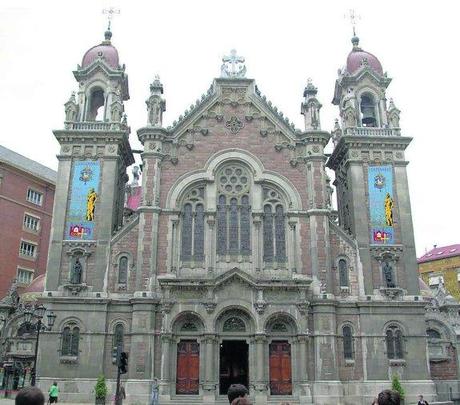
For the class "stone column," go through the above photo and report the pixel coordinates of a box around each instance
[296,334,312,403]
[159,333,172,396]
[253,215,262,272]
[206,215,216,274]
[254,334,268,405]
[202,334,217,402]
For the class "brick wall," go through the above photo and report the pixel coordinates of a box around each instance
[0,164,54,297]
[430,345,458,380]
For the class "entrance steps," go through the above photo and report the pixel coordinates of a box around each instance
[167,396,301,405]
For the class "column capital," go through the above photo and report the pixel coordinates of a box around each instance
[253,333,267,343]
[202,333,218,343]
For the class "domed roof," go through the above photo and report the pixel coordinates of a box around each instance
[81,30,119,69]
[20,274,45,302]
[346,36,383,76]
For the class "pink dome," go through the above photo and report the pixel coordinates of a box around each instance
[20,274,45,302]
[81,30,119,69]
[346,37,383,76]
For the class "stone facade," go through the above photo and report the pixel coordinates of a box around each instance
[37,31,447,404]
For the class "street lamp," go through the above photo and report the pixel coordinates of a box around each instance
[26,305,56,387]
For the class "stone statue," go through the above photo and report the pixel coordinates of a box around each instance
[148,98,161,126]
[387,99,401,128]
[70,258,83,284]
[110,102,122,122]
[382,261,395,288]
[132,166,140,186]
[64,92,78,122]
[343,107,357,128]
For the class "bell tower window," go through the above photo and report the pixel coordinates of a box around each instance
[87,87,105,121]
[360,94,377,127]
[216,165,251,257]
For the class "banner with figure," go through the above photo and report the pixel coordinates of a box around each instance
[65,161,100,240]
[368,165,394,244]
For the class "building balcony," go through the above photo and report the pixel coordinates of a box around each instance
[343,127,400,137]
[63,121,128,131]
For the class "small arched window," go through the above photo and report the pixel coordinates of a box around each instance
[343,325,354,360]
[360,94,377,127]
[113,323,124,351]
[87,88,105,121]
[338,259,349,287]
[118,256,128,284]
[180,187,205,262]
[61,324,80,356]
[427,328,441,340]
[263,188,286,264]
[386,325,404,359]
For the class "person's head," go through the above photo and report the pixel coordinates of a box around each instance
[53,381,57,386]
[419,395,424,400]
[231,397,252,405]
[377,389,401,405]
[227,384,249,404]
[15,387,45,405]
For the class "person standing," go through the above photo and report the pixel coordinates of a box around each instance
[48,382,59,404]
[150,378,159,405]
[418,395,429,405]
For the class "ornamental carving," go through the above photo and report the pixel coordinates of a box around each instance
[225,116,244,134]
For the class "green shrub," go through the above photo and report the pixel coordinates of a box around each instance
[95,375,108,399]
[391,374,405,400]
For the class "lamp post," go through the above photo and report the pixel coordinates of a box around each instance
[27,305,56,387]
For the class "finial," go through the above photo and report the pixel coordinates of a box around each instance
[150,74,164,94]
[102,7,120,42]
[303,78,318,97]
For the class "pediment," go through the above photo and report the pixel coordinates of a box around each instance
[167,78,302,147]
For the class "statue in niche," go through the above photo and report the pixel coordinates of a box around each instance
[70,258,83,284]
[344,107,357,128]
[382,261,395,288]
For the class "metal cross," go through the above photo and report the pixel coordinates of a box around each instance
[346,9,361,36]
[222,49,245,76]
[102,7,120,30]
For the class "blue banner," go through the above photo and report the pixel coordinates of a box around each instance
[368,165,394,244]
[65,161,100,240]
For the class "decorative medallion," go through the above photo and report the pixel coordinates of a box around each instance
[225,116,244,134]
[79,166,93,185]
[374,173,386,189]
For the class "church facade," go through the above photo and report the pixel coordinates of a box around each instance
[39,28,439,404]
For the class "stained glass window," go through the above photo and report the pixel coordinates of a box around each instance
[118,256,128,284]
[194,204,204,260]
[240,195,251,255]
[339,259,348,287]
[113,323,124,351]
[343,325,354,359]
[61,327,71,355]
[181,203,193,260]
[427,329,441,339]
[217,195,227,255]
[263,205,274,262]
[229,198,239,253]
[71,327,80,356]
[275,205,286,262]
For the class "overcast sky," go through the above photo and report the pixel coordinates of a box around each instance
[1,0,458,257]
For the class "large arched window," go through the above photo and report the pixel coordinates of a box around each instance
[263,188,286,264]
[338,259,349,287]
[216,165,251,257]
[343,325,354,360]
[360,93,377,127]
[61,324,80,356]
[386,325,404,359]
[118,256,128,285]
[112,323,124,362]
[180,187,205,262]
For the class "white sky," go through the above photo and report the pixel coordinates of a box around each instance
[0,0,458,257]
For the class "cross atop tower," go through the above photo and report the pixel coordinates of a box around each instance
[346,9,361,37]
[102,7,120,31]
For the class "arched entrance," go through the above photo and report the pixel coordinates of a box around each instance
[215,308,254,395]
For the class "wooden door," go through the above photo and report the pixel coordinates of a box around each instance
[176,340,200,394]
[269,341,292,395]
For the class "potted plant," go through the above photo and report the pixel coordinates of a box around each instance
[95,375,108,405]
[391,374,405,404]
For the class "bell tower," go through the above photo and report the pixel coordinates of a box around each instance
[327,35,418,296]
[46,27,134,293]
